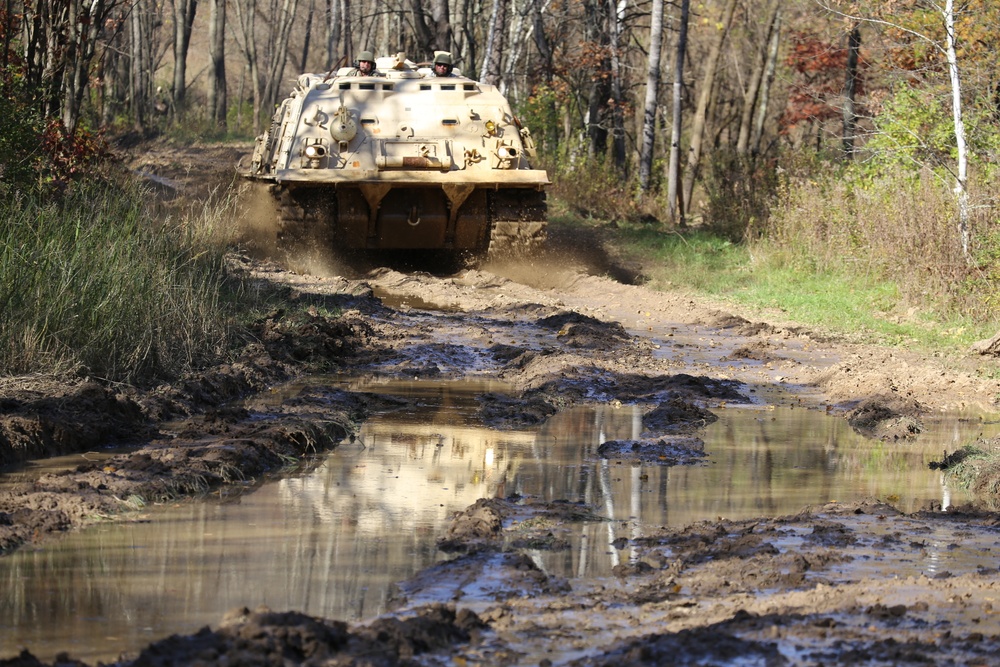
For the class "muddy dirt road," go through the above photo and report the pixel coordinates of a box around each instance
[3,143,1000,666]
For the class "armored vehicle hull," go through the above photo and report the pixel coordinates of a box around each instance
[245,55,549,262]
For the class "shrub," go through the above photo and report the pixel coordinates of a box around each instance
[703,151,781,242]
[0,74,112,195]
[543,150,644,223]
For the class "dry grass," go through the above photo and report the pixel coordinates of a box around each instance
[764,167,999,324]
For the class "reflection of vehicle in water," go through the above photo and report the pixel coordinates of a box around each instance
[274,381,648,585]
[244,52,549,263]
[273,378,645,529]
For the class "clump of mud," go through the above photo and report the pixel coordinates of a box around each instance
[721,340,778,362]
[698,311,777,337]
[436,496,606,555]
[4,603,483,667]
[0,380,150,466]
[929,437,1000,501]
[566,625,787,667]
[537,311,633,349]
[642,397,718,433]
[970,330,1000,356]
[399,497,597,606]
[597,436,706,465]
[846,394,925,440]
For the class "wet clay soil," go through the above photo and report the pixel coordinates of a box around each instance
[3,143,1000,665]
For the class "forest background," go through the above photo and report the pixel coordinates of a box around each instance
[1,0,999,384]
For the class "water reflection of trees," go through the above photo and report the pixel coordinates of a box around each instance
[2,394,990,663]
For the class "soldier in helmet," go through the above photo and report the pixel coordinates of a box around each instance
[432,52,456,77]
[348,50,384,77]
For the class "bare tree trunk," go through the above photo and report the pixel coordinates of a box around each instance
[26,0,119,135]
[531,0,553,81]
[736,0,778,155]
[752,8,780,156]
[36,2,64,121]
[341,0,352,62]
[325,0,343,69]
[431,0,452,52]
[259,0,301,128]
[410,0,434,55]
[172,0,198,111]
[638,0,663,191]
[944,0,969,259]
[608,0,626,171]
[528,0,557,151]
[666,0,689,222]
[130,0,153,130]
[299,0,315,73]
[233,0,263,133]
[502,1,530,97]
[453,0,473,74]
[682,0,737,209]
[480,0,506,86]
[0,0,11,69]
[584,0,609,157]
[207,0,227,128]
[62,0,105,134]
[842,22,860,159]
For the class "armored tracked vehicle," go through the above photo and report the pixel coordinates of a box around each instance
[245,53,548,263]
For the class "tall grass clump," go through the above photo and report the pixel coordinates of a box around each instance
[0,178,239,384]
[935,443,1000,506]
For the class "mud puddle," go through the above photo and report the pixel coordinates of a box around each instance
[2,376,996,664]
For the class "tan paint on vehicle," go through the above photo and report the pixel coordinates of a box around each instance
[245,53,549,258]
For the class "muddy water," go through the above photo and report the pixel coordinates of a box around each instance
[1,379,997,663]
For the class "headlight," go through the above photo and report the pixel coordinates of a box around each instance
[304,144,327,158]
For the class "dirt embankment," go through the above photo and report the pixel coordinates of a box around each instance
[3,142,1000,666]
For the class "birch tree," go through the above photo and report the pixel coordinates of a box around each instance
[481,0,506,86]
[638,0,664,191]
[943,0,968,258]
[608,0,626,171]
